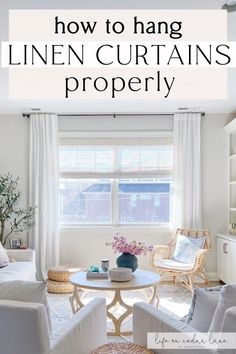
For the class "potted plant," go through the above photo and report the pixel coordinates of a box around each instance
[111,233,153,272]
[0,174,35,247]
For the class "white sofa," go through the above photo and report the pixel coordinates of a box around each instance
[0,297,107,354]
[0,249,36,281]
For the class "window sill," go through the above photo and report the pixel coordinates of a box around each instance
[60,224,172,234]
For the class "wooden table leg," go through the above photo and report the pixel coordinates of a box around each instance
[70,285,84,314]
[70,283,160,335]
[107,289,133,336]
[149,285,159,307]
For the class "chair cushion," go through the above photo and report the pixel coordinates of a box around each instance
[184,286,222,331]
[154,258,194,271]
[0,280,52,333]
[0,242,9,266]
[209,284,236,333]
[172,234,206,263]
[0,261,35,281]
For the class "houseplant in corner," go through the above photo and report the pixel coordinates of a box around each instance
[111,233,153,272]
[0,173,35,246]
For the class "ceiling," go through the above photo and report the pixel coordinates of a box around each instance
[0,0,236,115]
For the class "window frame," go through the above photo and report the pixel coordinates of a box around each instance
[59,131,173,229]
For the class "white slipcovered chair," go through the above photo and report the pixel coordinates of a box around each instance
[133,284,236,354]
[0,297,107,354]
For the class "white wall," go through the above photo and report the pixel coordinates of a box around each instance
[58,114,173,131]
[0,115,29,245]
[0,113,232,278]
[202,114,232,276]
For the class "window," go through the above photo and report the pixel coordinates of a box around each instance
[60,179,111,224]
[118,179,170,223]
[59,142,173,226]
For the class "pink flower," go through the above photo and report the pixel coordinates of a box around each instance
[110,233,153,256]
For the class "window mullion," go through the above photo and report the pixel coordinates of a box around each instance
[112,146,119,226]
[112,179,119,226]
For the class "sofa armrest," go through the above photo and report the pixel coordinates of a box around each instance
[50,298,106,354]
[133,302,215,354]
[0,299,50,354]
[133,302,194,346]
[221,306,236,332]
[7,249,35,262]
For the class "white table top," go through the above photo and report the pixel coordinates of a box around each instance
[70,270,160,291]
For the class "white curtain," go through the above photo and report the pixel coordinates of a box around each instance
[173,112,202,230]
[29,114,59,280]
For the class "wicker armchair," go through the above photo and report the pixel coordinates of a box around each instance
[150,228,211,292]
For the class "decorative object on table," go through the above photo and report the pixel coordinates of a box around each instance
[90,342,154,354]
[86,271,108,279]
[88,265,99,272]
[101,258,109,272]
[116,252,138,272]
[47,264,81,294]
[110,233,153,272]
[229,222,236,235]
[0,174,35,246]
[9,239,22,249]
[86,265,108,279]
[108,267,132,282]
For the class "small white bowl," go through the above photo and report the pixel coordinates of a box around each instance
[108,267,132,282]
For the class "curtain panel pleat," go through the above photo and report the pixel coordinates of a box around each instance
[173,112,202,229]
[29,114,59,280]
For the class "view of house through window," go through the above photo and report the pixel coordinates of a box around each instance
[59,143,173,226]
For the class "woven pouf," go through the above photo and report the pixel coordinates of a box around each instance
[47,265,81,294]
[47,279,74,294]
[90,343,154,354]
[48,265,81,282]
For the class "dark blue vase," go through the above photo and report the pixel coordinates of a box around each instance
[116,253,138,272]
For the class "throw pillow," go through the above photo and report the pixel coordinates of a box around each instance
[0,280,52,333]
[172,234,206,263]
[0,242,9,266]
[184,286,222,332]
[209,284,236,333]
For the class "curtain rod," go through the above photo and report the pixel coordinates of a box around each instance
[22,112,205,118]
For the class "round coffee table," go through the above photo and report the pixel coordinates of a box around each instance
[69,270,160,336]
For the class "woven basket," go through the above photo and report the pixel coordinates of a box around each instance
[48,265,81,282]
[47,279,74,294]
[90,343,154,354]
